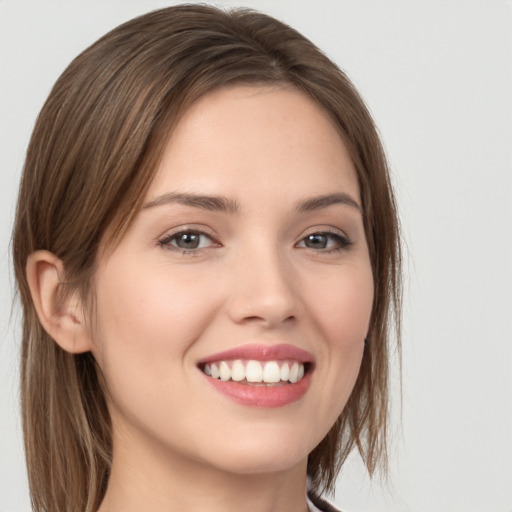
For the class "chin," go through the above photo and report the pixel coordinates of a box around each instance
[212,450,307,477]
[197,427,315,476]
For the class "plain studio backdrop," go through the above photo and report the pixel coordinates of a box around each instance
[1,1,510,511]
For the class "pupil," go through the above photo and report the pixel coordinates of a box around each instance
[178,233,199,249]
[306,234,327,248]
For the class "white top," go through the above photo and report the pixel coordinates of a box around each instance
[306,483,340,512]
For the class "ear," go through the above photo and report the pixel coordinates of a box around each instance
[26,250,94,354]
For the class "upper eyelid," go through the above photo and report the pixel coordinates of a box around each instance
[298,226,350,240]
[296,231,351,244]
[156,225,353,247]
[157,228,221,252]
[158,225,218,241]
[158,235,218,261]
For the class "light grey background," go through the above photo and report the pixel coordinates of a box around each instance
[1,1,511,511]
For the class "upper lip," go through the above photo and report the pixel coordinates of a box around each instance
[197,343,314,365]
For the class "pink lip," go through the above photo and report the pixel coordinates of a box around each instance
[198,344,314,408]
[205,373,312,408]
[198,343,314,364]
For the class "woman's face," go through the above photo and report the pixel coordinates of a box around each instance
[89,85,373,477]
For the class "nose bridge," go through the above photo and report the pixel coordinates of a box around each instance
[227,236,298,327]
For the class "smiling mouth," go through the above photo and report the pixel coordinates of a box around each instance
[198,359,311,385]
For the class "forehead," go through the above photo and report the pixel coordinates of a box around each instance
[147,85,360,205]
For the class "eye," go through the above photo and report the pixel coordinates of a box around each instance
[159,230,218,252]
[296,231,353,251]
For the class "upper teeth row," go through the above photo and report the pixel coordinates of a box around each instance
[203,360,305,384]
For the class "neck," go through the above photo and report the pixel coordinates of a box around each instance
[97,427,309,512]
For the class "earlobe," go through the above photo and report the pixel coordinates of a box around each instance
[26,250,94,354]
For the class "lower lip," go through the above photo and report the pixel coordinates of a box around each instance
[203,372,312,408]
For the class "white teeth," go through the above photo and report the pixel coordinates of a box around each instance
[202,359,306,384]
[210,363,220,379]
[289,362,299,383]
[231,360,245,381]
[219,361,230,381]
[280,362,290,381]
[263,361,281,383]
[297,363,304,381]
[246,360,263,382]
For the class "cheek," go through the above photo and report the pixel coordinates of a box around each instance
[307,262,373,346]
[304,262,373,419]
[88,263,225,440]
[94,262,217,349]
[89,263,222,398]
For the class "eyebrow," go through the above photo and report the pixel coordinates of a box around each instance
[295,193,362,213]
[143,191,361,214]
[143,192,240,214]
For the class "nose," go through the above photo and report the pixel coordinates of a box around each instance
[226,246,299,328]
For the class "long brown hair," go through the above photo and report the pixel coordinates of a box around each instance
[12,5,401,511]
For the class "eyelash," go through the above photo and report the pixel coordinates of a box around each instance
[158,229,220,255]
[157,229,353,255]
[297,230,354,253]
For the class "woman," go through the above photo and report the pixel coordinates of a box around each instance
[12,5,401,512]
